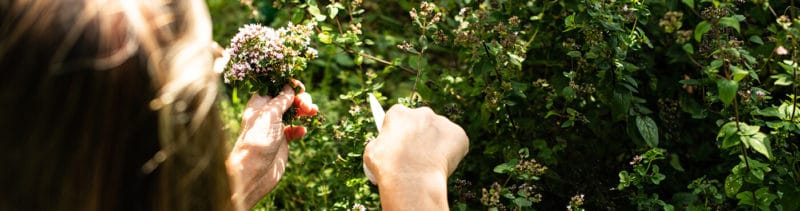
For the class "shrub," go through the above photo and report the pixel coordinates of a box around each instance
[209,0,800,209]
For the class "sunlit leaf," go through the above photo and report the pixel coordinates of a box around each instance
[746,133,772,159]
[725,174,743,197]
[307,5,327,21]
[695,21,712,42]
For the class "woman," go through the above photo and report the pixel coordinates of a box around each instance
[0,0,468,210]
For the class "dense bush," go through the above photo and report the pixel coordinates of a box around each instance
[208,0,800,209]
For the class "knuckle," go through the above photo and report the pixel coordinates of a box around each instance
[387,104,410,116]
[416,106,434,114]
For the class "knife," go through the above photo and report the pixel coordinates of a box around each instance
[367,93,385,133]
[364,93,384,183]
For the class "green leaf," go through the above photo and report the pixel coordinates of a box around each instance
[493,160,517,174]
[513,198,533,207]
[695,21,712,42]
[725,174,743,197]
[564,13,577,31]
[561,119,574,128]
[562,86,576,102]
[682,0,694,9]
[335,53,354,67]
[738,124,760,136]
[291,8,305,23]
[779,60,796,73]
[474,58,494,77]
[717,79,738,105]
[327,4,339,19]
[618,171,632,190]
[307,5,327,21]
[719,17,741,33]
[709,59,724,69]
[746,133,772,159]
[567,51,581,58]
[636,115,659,148]
[751,168,765,181]
[718,122,740,148]
[771,74,793,86]
[682,43,694,54]
[652,172,666,184]
[508,53,524,68]
[612,89,632,121]
[736,191,756,206]
[354,55,363,66]
[749,35,764,45]
[669,154,685,172]
[755,187,777,207]
[318,32,333,44]
[722,133,740,149]
[455,203,468,211]
[731,65,748,82]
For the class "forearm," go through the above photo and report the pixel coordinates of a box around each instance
[226,147,259,211]
[226,139,284,211]
[377,171,449,210]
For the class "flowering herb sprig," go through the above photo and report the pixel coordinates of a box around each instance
[223,23,317,121]
[224,23,317,95]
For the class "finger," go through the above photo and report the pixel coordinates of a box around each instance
[267,85,295,114]
[300,104,319,116]
[293,92,318,116]
[283,125,307,141]
[362,137,378,184]
[211,42,229,74]
[290,78,306,94]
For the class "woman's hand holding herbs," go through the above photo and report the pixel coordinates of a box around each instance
[226,79,318,210]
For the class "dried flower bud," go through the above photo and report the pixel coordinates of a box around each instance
[509,16,520,27]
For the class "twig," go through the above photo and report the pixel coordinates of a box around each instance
[348,50,417,75]
[412,49,424,93]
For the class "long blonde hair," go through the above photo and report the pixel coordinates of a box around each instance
[0,0,232,210]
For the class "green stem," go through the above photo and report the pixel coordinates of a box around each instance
[412,49,424,94]
[792,43,797,126]
[734,97,752,171]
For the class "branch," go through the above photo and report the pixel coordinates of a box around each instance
[347,50,418,75]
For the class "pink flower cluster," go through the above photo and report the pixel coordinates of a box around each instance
[223,23,317,84]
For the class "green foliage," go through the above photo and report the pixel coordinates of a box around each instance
[208,0,800,209]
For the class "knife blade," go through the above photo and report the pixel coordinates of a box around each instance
[367,93,385,133]
[365,93,384,184]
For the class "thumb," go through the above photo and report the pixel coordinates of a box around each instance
[268,85,295,114]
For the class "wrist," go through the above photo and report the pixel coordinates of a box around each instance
[377,171,449,210]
